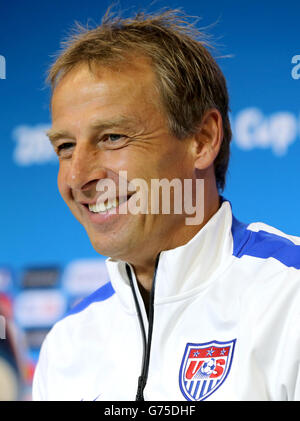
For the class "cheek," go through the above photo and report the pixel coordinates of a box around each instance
[156,146,192,180]
[57,166,69,201]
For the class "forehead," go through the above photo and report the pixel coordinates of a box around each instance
[51,57,162,122]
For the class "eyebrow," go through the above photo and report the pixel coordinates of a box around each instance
[46,116,139,145]
[46,128,74,145]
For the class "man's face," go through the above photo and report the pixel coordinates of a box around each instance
[50,58,198,262]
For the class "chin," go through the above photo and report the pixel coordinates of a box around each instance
[89,236,130,260]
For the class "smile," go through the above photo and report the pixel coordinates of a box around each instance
[86,195,133,214]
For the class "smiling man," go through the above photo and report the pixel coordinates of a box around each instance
[33,10,300,401]
[47,58,220,290]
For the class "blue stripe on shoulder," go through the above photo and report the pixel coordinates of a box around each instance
[64,281,115,319]
[231,215,300,270]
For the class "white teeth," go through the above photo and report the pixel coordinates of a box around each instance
[88,198,119,213]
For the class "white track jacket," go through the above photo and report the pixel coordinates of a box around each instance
[32,200,300,401]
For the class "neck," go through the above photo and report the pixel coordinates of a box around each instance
[130,186,221,294]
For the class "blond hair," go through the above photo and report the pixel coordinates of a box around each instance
[47,8,232,191]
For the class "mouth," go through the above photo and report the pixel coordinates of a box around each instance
[82,194,133,215]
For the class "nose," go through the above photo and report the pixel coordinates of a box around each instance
[66,141,107,195]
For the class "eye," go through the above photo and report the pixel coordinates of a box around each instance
[104,134,125,142]
[56,142,75,156]
[57,142,74,151]
[98,133,129,150]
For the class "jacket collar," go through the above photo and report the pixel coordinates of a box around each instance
[105,199,234,308]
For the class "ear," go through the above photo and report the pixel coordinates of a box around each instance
[192,108,223,170]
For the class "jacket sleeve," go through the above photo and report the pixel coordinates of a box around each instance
[292,364,300,400]
[31,336,49,401]
[282,304,300,401]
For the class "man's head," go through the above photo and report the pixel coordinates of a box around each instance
[47,9,232,263]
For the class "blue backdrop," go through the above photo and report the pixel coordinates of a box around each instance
[0,0,299,393]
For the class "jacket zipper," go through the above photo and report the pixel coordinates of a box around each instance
[125,253,160,401]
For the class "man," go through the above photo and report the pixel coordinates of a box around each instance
[33,9,300,401]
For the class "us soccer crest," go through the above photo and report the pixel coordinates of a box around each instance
[179,339,236,401]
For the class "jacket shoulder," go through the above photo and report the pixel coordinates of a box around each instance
[231,216,300,270]
[63,281,115,319]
